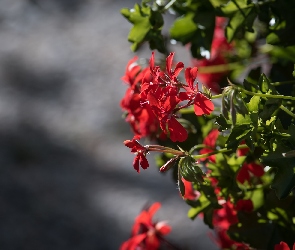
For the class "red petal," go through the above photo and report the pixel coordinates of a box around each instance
[124,140,135,148]
[166,52,174,74]
[157,224,171,235]
[236,165,250,183]
[181,178,200,200]
[274,242,291,250]
[145,233,160,250]
[247,162,264,177]
[185,67,198,90]
[194,93,214,115]
[150,52,155,70]
[120,234,147,250]
[173,62,184,78]
[203,129,219,148]
[235,199,253,212]
[140,155,149,170]
[167,117,188,142]
[133,155,140,173]
[148,202,161,217]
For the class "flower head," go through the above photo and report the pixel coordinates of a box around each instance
[120,202,171,250]
[199,129,219,162]
[124,136,149,172]
[274,242,295,250]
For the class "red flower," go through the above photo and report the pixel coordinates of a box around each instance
[236,161,265,184]
[210,229,251,250]
[213,200,238,231]
[120,202,171,250]
[140,52,188,142]
[180,178,200,200]
[236,143,265,184]
[199,129,219,162]
[179,67,214,116]
[120,57,159,138]
[211,200,250,250]
[235,199,254,212]
[275,242,295,250]
[165,52,184,83]
[192,17,232,94]
[121,56,142,89]
[124,136,149,172]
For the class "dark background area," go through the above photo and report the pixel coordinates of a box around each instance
[0,0,217,249]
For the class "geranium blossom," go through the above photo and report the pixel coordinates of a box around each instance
[124,136,149,172]
[181,178,200,200]
[120,57,159,138]
[211,201,250,249]
[199,129,219,162]
[275,242,295,250]
[179,67,214,116]
[192,17,232,94]
[236,143,265,184]
[120,202,171,250]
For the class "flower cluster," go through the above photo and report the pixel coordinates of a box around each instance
[120,202,172,250]
[121,52,214,143]
[192,17,232,94]
[120,0,295,247]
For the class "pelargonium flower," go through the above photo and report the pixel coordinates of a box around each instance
[275,242,295,250]
[124,136,149,172]
[211,200,251,250]
[181,178,200,200]
[140,52,188,142]
[199,129,219,162]
[179,67,214,116]
[120,202,171,250]
[236,143,264,184]
[192,17,233,94]
[235,199,254,213]
[120,57,159,138]
[236,161,265,184]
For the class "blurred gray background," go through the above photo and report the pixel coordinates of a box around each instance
[0,0,218,249]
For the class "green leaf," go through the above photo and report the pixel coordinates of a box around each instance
[188,184,221,227]
[178,164,185,197]
[217,0,257,42]
[228,212,279,249]
[226,6,256,42]
[226,125,252,150]
[259,73,271,93]
[218,0,250,15]
[169,1,215,58]
[179,157,205,183]
[247,96,260,112]
[215,114,231,131]
[188,194,210,219]
[261,141,295,199]
[207,154,242,198]
[259,98,282,122]
[121,4,165,53]
[170,12,197,44]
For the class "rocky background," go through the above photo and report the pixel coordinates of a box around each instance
[0,0,218,249]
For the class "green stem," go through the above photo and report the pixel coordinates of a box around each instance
[192,144,249,160]
[237,87,295,101]
[164,0,177,10]
[271,80,295,86]
[189,144,206,154]
[211,94,223,99]
[179,107,194,114]
[198,62,240,74]
[279,105,295,119]
[148,145,186,156]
